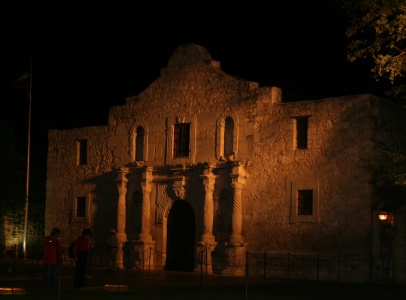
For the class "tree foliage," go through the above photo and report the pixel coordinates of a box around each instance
[365,146,406,212]
[340,0,406,101]
[340,0,406,212]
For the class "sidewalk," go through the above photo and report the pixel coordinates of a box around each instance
[1,259,406,299]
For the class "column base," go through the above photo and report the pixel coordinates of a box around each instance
[134,240,156,271]
[196,242,217,274]
[229,233,244,247]
[139,233,153,243]
[222,243,248,276]
[116,232,127,270]
[199,233,216,244]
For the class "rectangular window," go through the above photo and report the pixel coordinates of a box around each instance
[77,140,87,165]
[295,117,308,149]
[298,190,313,215]
[173,123,190,158]
[289,181,319,223]
[76,196,86,218]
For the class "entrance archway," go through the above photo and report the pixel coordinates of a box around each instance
[165,200,196,271]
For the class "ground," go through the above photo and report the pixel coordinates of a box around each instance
[0,258,405,299]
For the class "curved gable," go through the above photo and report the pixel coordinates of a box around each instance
[168,43,212,68]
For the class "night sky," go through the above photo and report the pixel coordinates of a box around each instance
[1,1,388,167]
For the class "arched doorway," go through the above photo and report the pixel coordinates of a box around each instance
[165,200,196,271]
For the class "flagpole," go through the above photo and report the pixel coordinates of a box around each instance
[23,59,33,259]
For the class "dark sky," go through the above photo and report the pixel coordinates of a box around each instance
[1,2,387,152]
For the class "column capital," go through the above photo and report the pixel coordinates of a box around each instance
[143,166,154,177]
[230,160,251,177]
[200,162,215,189]
[115,167,129,183]
[231,180,245,191]
[141,183,152,195]
[230,162,248,188]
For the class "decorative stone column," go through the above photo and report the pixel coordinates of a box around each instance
[200,173,215,243]
[115,167,128,269]
[224,162,248,276]
[136,166,156,270]
[139,167,153,242]
[230,168,246,246]
[197,163,217,274]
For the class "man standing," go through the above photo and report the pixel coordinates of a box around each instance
[72,228,92,288]
[107,229,118,271]
[42,227,61,289]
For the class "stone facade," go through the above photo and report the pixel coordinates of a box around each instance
[1,216,44,258]
[45,44,406,281]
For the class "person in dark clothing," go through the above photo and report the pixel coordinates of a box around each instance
[72,228,92,288]
[42,227,62,289]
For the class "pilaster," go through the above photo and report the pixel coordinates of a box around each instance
[115,167,129,269]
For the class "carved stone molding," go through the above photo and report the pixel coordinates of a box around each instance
[156,184,173,224]
[173,179,186,200]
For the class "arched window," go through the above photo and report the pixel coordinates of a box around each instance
[224,117,234,157]
[129,122,148,162]
[136,126,145,161]
[216,113,239,161]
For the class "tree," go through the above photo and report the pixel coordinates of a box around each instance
[366,147,406,213]
[340,0,406,101]
[339,1,406,215]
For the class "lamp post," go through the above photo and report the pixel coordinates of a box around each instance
[378,210,394,280]
[23,60,33,259]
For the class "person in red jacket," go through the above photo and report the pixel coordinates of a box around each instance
[72,228,92,288]
[42,227,61,289]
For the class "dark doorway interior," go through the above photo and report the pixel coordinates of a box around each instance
[166,200,196,271]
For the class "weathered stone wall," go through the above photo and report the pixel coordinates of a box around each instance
[46,126,115,245]
[1,216,43,257]
[245,96,390,253]
[45,44,406,280]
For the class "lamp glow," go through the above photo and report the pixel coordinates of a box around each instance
[0,287,25,294]
[378,211,388,221]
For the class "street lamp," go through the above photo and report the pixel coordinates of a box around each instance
[377,210,394,280]
[378,211,389,221]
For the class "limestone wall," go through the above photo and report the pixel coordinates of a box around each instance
[45,44,406,280]
[1,216,43,257]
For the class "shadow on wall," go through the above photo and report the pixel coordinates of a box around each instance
[84,172,118,245]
